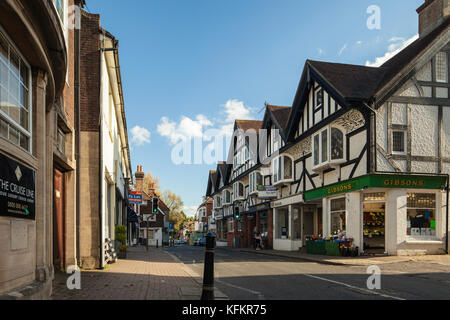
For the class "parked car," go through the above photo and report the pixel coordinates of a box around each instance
[199,238,206,246]
[193,238,201,246]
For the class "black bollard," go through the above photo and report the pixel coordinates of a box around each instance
[201,232,216,300]
[156,239,159,249]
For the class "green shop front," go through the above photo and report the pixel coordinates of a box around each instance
[304,174,448,256]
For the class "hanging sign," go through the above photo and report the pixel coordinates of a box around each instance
[0,153,36,220]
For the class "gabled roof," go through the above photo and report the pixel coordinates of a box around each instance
[205,170,217,196]
[262,104,292,141]
[287,16,450,139]
[307,60,386,102]
[235,120,263,132]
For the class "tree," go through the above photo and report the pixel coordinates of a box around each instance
[161,190,186,236]
[135,172,161,197]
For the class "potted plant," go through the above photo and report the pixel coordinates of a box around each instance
[115,225,128,259]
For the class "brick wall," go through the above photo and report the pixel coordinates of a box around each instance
[418,0,445,35]
[80,11,101,132]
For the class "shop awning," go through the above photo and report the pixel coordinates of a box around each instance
[127,207,139,223]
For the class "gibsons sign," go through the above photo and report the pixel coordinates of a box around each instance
[0,153,36,220]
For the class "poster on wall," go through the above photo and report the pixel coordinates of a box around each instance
[0,153,36,220]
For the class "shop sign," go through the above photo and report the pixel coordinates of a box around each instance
[128,191,143,204]
[257,185,277,200]
[304,174,448,201]
[271,194,303,208]
[0,153,35,220]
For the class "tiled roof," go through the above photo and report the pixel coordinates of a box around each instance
[267,105,292,131]
[235,120,263,132]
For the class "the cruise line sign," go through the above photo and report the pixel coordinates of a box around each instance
[0,153,35,220]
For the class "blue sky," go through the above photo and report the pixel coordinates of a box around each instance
[87,0,423,217]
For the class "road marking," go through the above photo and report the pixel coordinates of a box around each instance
[302,274,405,300]
[215,277,265,300]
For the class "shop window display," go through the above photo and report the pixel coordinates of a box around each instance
[330,198,346,235]
[407,193,436,237]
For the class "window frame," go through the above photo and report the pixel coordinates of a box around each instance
[0,25,33,153]
[272,154,294,185]
[392,130,407,155]
[329,196,347,236]
[233,181,245,201]
[406,192,438,240]
[312,125,345,171]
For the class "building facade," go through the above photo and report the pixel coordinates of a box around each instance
[0,0,75,298]
[206,0,450,256]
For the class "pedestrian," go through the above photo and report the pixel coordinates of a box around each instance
[252,226,258,249]
[255,232,262,250]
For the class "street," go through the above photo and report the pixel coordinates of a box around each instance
[165,246,450,300]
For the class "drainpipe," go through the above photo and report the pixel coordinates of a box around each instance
[446,175,449,254]
[74,2,81,267]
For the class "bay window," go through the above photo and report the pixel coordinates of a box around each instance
[407,193,437,238]
[249,171,263,195]
[222,190,231,205]
[0,28,31,152]
[233,182,244,200]
[273,155,293,185]
[214,195,222,209]
[313,125,345,171]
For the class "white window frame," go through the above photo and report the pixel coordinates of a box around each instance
[272,155,294,186]
[233,182,245,201]
[435,52,448,83]
[312,125,346,171]
[329,196,347,236]
[315,87,323,109]
[222,189,232,205]
[249,171,263,195]
[0,25,33,153]
[214,195,222,209]
[392,130,407,155]
[406,191,439,241]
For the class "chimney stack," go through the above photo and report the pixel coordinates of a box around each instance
[135,165,145,192]
[148,183,156,197]
[417,0,450,37]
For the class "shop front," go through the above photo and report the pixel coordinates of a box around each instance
[240,202,272,249]
[305,173,448,256]
[272,194,306,251]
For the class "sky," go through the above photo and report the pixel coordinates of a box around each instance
[86,0,423,217]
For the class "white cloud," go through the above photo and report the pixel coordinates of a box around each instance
[338,43,348,56]
[130,126,151,146]
[157,99,255,145]
[318,48,325,55]
[356,40,363,46]
[365,34,418,67]
[157,115,213,145]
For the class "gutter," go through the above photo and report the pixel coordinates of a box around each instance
[74,7,81,266]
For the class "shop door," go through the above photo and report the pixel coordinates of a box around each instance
[303,207,315,243]
[53,169,65,271]
[363,202,385,254]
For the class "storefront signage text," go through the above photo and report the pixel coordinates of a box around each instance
[305,174,447,201]
[0,153,35,220]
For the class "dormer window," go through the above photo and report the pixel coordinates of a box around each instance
[313,125,345,171]
[273,155,293,185]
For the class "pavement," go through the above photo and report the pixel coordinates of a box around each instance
[51,246,208,300]
[166,245,450,300]
[216,247,450,267]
